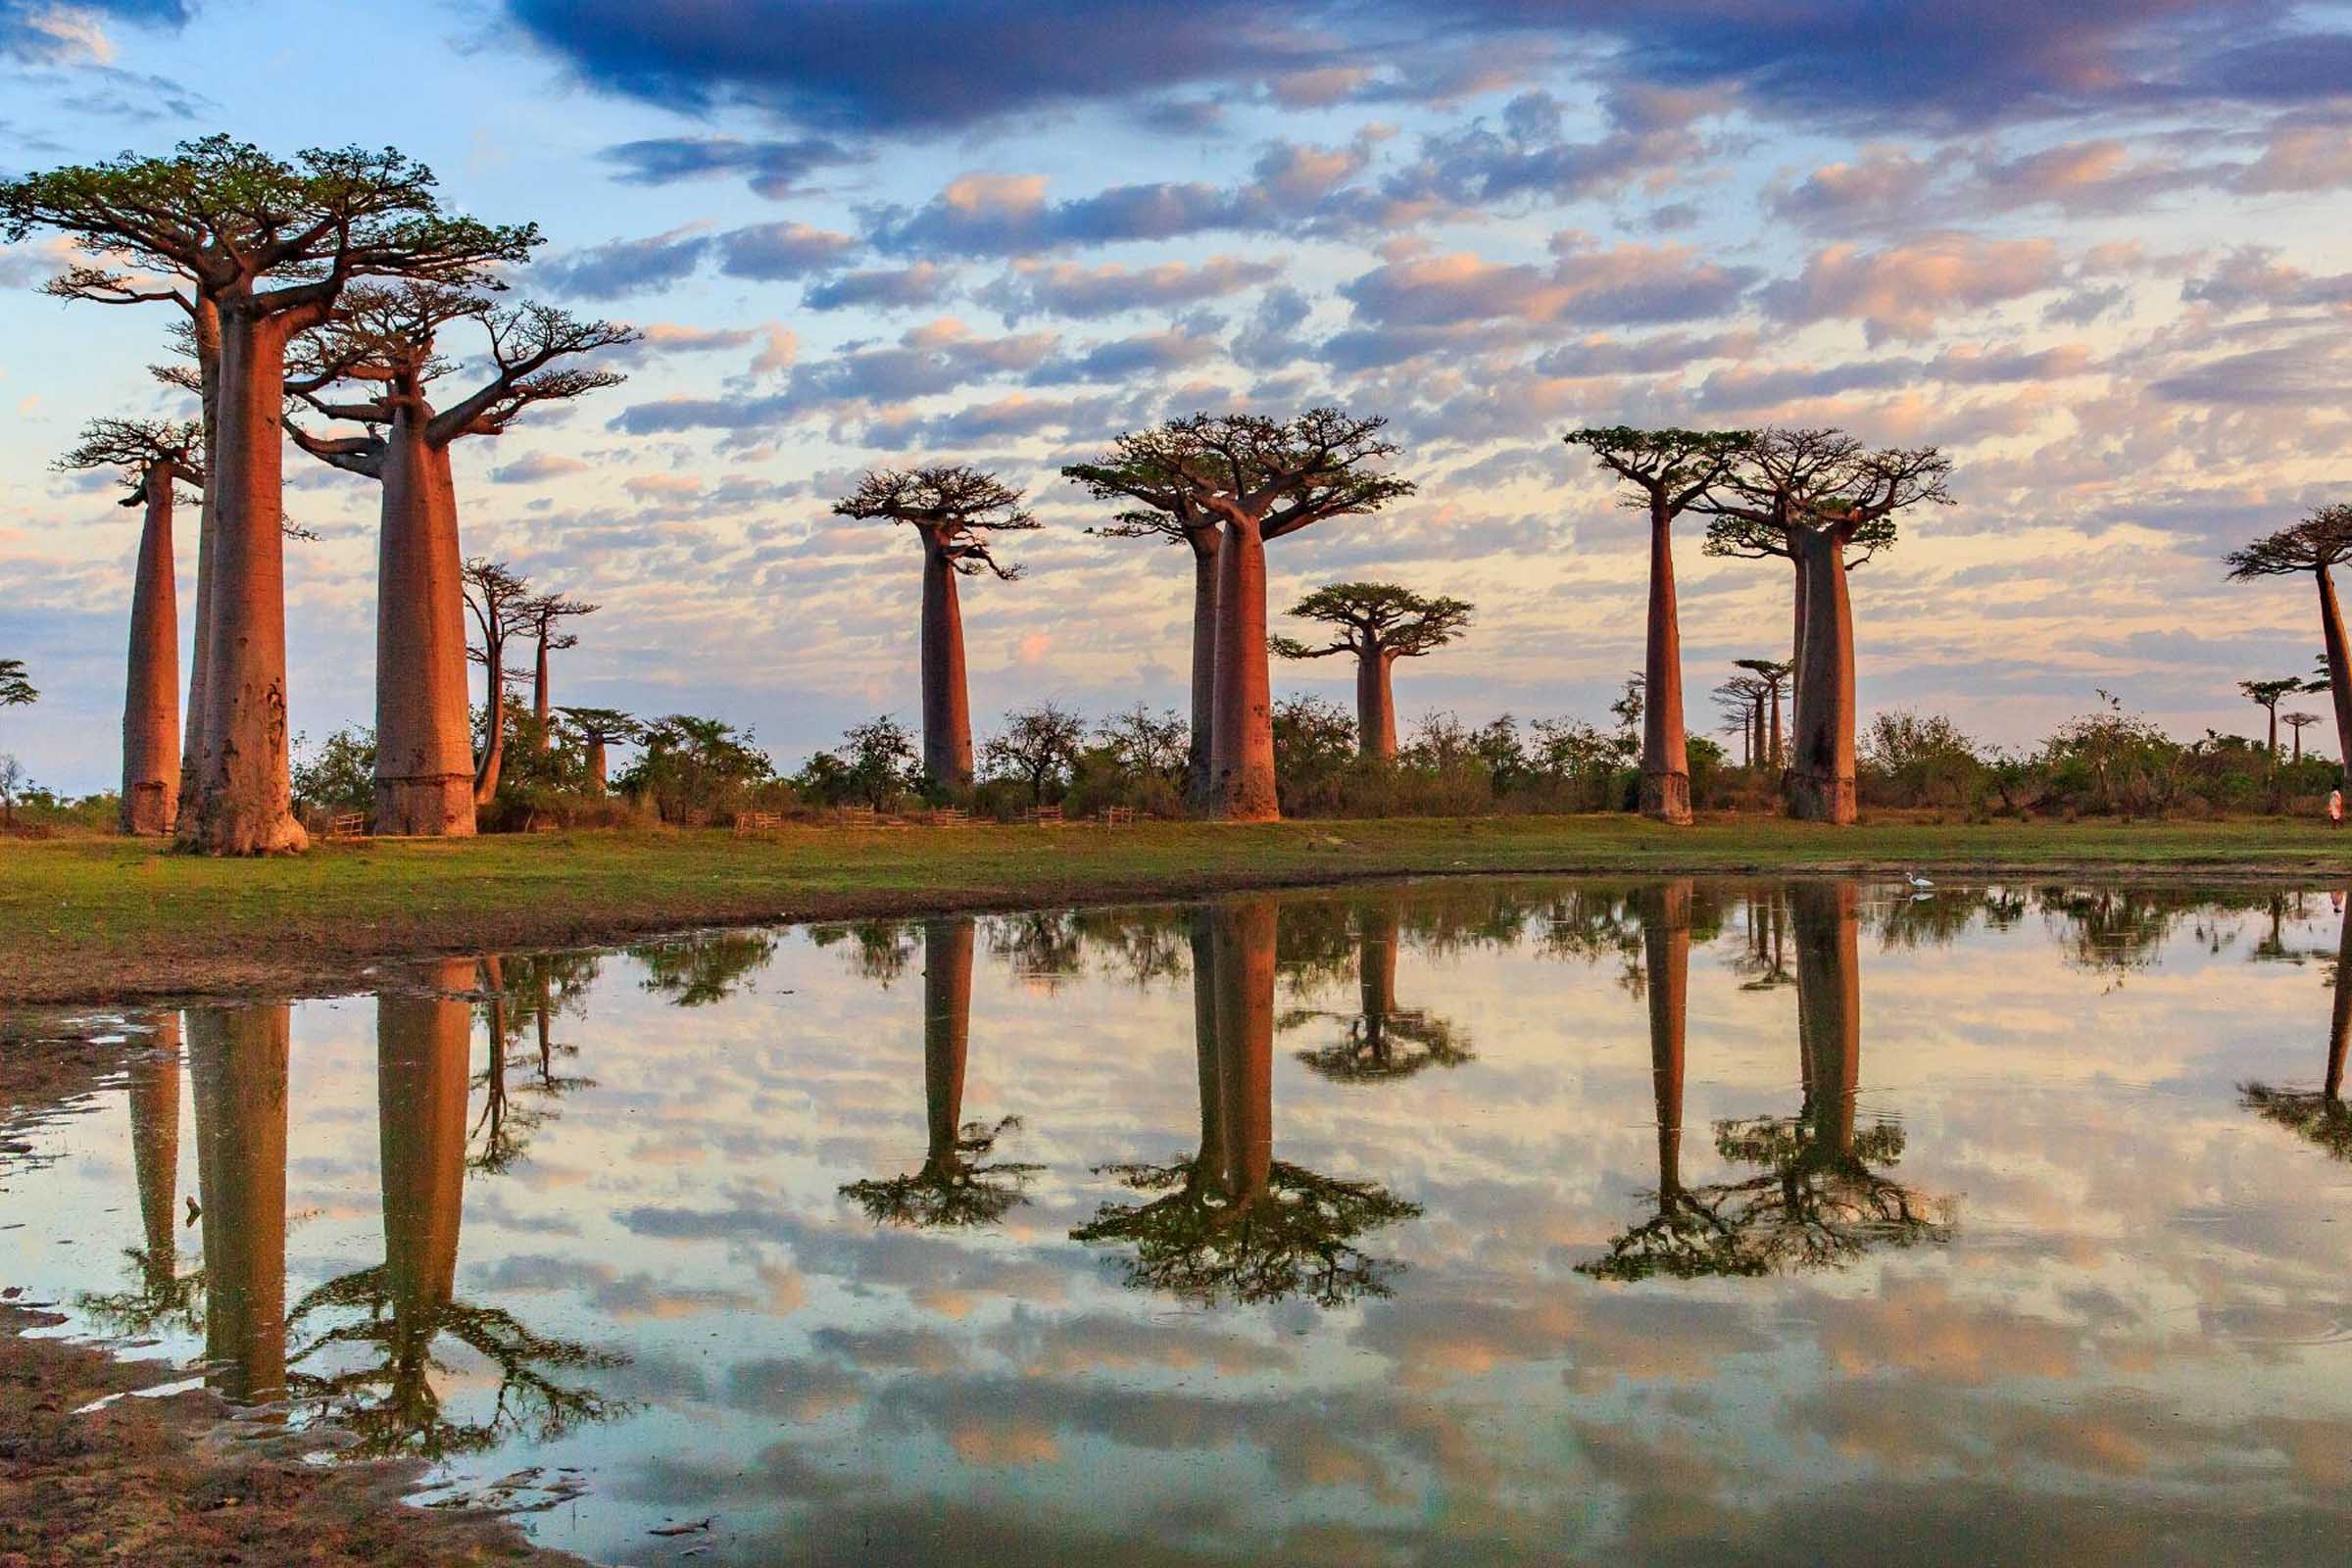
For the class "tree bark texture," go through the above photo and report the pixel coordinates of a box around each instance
[1209,520,1279,821]
[122,467,180,834]
[1639,498,1691,824]
[533,632,553,749]
[920,533,975,790]
[1355,644,1400,762]
[1186,529,1221,811]
[2320,568,2352,790]
[180,295,222,818]
[378,420,476,834]
[1788,528,1858,824]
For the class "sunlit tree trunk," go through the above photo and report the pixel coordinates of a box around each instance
[377,420,475,834]
[1768,683,1785,773]
[586,734,609,791]
[532,629,553,749]
[923,919,974,1179]
[1209,519,1278,821]
[1355,642,1399,762]
[1642,880,1690,1195]
[1640,495,1691,823]
[127,1016,180,1292]
[377,959,471,1408]
[1186,529,1221,810]
[179,296,221,822]
[1210,900,1278,1198]
[473,622,508,807]
[920,532,974,789]
[187,1003,289,1403]
[2318,567,2352,790]
[1788,530,1858,824]
[122,465,180,835]
[181,309,308,853]
[1790,881,1861,1152]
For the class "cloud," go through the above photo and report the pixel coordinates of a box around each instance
[1341,233,1755,328]
[805,263,956,312]
[536,222,713,301]
[0,0,184,62]
[598,134,862,198]
[489,451,591,484]
[2183,247,2352,314]
[1764,232,2063,343]
[715,220,859,280]
[1768,145,1946,225]
[979,255,1284,322]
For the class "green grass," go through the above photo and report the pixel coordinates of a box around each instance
[5,813,2347,1004]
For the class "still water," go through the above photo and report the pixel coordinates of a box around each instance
[9,877,2352,1564]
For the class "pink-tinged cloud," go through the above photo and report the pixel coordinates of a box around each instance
[1767,232,2064,343]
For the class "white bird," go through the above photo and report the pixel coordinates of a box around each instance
[1906,873,1935,890]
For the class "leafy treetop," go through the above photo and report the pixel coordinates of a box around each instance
[1062,409,1415,538]
[833,465,1038,579]
[1270,581,1473,662]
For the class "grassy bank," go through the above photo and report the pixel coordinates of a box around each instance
[4,813,2348,1004]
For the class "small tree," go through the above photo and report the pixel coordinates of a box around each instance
[1734,658,1793,775]
[981,702,1087,805]
[57,419,203,833]
[1270,582,1471,761]
[0,660,33,709]
[518,594,600,747]
[2240,677,2302,767]
[556,707,641,793]
[834,467,1037,791]
[461,560,537,806]
[1564,427,1750,823]
[2226,507,2352,790]
[2284,710,2323,766]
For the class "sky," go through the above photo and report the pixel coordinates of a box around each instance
[2,0,2350,791]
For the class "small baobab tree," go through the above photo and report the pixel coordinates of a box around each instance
[2284,710,2323,765]
[1563,427,1751,824]
[1269,582,1472,761]
[1065,412,1413,821]
[2228,507,2352,788]
[288,286,632,832]
[1699,428,1953,823]
[833,466,1037,791]
[1735,657,1792,775]
[1,136,539,853]
[557,707,641,793]
[519,594,599,748]
[462,560,536,805]
[2240,677,2301,767]
[57,418,203,834]
[1714,674,1769,769]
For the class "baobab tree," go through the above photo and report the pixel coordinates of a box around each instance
[1,136,539,853]
[1065,412,1413,820]
[833,466,1037,791]
[56,418,203,834]
[519,594,600,748]
[1714,673,1769,768]
[1064,454,1223,808]
[2284,710,2323,765]
[2228,507,2352,788]
[461,559,537,806]
[287,287,631,831]
[1700,428,1953,823]
[1270,582,1472,761]
[557,706,642,792]
[2240,677,2301,766]
[1564,427,1750,824]
[1735,657,1792,775]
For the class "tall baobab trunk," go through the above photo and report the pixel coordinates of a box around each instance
[2319,567,2352,790]
[187,1003,289,1404]
[1790,881,1861,1153]
[1209,520,1279,821]
[923,919,974,1180]
[532,629,554,750]
[1789,555,1807,727]
[920,532,975,790]
[1767,682,1785,774]
[586,734,609,792]
[378,419,475,835]
[473,625,508,808]
[1356,644,1400,762]
[379,960,471,1361]
[1186,528,1221,811]
[181,309,308,854]
[1643,880,1690,1197]
[128,1017,181,1292]
[122,465,180,835]
[1788,530,1858,824]
[1209,899,1278,1199]
[1639,496,1691,824]
[180,295,222,818]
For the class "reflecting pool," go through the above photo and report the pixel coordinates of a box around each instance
[9,878,2352,1564]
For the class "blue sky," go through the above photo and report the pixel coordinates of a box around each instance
[3,0,2350,790]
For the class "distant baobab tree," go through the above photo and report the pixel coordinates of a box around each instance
[1270,582,1471,761]
[56,418,203,834]
[1700,427,1953,823]
[2239,676,2301,765]
[1064,445,1223,808]
[1,136,539,853]
[1067,412,1413,820]
[2228,507,2352,787]
[1735,657,1792,775]
[287,284,632,832]
[833,466,1037,791]
[1564,427,1750,824]
[519,594,600,749]
[1714,673,1769,768]
[557,707,641,792]
[461,560,536,805]
[2284,710,2323,764]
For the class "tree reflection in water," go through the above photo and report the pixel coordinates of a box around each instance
[1281,902,1473,1083]
[2241,894,2352,1159]
[77,1014,204,1337]
[1583,880,1952,1282]
[841,917,1043,1228]
[286,961,623,1459]
[1074,900,1422,1307]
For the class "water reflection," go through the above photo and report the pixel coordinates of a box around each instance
[19,876,2352,1563]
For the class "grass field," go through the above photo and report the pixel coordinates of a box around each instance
[4,812,2348,1004]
